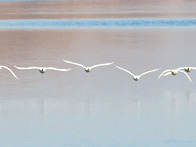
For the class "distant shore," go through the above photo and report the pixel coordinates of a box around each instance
[0,0,195,20]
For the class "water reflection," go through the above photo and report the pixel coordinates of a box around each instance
[0,91,196,116]
[0,28,196,146]
[0,91,196,146]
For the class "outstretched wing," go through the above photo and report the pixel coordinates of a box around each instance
[179,70,192,83]
[1,66,19,79]
[161,72,172,77]
[45,67,71,71]
[158,69,171,79]
[63,60,86,68]
[177,66,196,71]
[14,66,40,70]
[177,67,186,70]
[91,62,113,69]
[139,68,160,78]
[190,67,196,70]
[115,66,135,77]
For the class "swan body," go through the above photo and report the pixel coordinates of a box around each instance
[85,68,90,72]
[14,66,71,74]
[63,60,113,72]
[39,68,46,74]
[0,65,18,79]
[177,67,196,72]
[158,68,192,83]
[115,65,160,81]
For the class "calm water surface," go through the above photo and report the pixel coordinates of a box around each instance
[1,0,196,146]
[0,28,196,146]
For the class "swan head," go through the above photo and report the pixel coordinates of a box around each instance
[39,68,46,74]
[133,76,139,81]
[185,67,191,72]
[171,70,177,75]
[85,68,91,73]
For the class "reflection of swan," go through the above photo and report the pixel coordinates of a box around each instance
[41,97,44,115]
[136,100,140,113]
[0,101,1,114]
[187,91,192,109]
[158,68,192,83]
[63,60,113,72]
[177,66,196,72]
[115,65,160,81]
[14,66,71,74]
[0,65,18,79]
[172,98,178,112]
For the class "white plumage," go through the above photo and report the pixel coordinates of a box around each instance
[14,66,71,74]
[63,60,113,72]
[116,65,160,81]
[158,68,192,83]
[0,65,19,79]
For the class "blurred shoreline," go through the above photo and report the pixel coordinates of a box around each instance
[0,0,196,19]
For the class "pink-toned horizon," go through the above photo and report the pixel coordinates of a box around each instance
[0,0,195,19]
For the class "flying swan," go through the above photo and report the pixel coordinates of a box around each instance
[115,65,160,81]
[177,66,196,72]
[0,65,18,79]
[158,68,192,83]
[63,60,113,72]
[14,66,71,74]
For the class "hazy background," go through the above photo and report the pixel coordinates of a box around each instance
[0,0,196,147]
[0,0,196,19]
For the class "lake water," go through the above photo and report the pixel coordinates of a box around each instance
[0,0,196,147]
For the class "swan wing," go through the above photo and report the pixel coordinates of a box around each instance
[139,68,160,78]
[91,62,113,69]
[45,67,71,71]
[1,66,19,79]
[158,69,171,79]
[190,67,196,70]
[14,66,40,70]
[179,70,192,83]
[177,67,186,70]
[161,72,172,76]
[115,66,135,77]
[63,60,86,68]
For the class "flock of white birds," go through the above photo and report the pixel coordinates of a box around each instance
[0,59,195,83]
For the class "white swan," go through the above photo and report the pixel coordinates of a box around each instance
[63,60,113,72]
[14,66,71,74]
[0,65,18,79]
[158,68,192,83]
[115,66,160,81]
[177,66,196,72]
